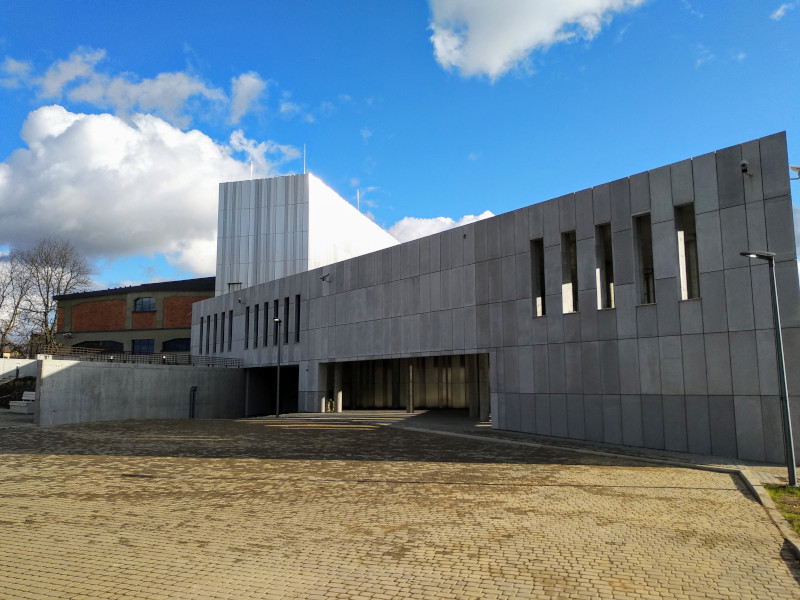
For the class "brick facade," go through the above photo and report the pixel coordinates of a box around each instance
[72,300,126,331]
[132,311,157,329]
[163,296,206,328]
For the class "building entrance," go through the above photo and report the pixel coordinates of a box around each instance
[245,366,299,416]
[321,354,490,419]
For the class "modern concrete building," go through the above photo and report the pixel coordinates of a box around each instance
[193,133,799,463]
[55,277,215,354]
[215,173,398,296]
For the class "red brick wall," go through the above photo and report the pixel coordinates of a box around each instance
[72,300,126,331]
[132,311,156,329]
[56,307,65,332]
[163,296,207,328]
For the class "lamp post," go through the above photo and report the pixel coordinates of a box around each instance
[741,251,797,486]
[274,317,282,418]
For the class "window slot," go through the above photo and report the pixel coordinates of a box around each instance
[561,231,579,313]
[675,204,700,300]
[530,239,546,316]
[595,224,615,309]
[295,294,301,342]
[634,214,656,304]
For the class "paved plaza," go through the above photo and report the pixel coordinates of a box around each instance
[0,412,798,599]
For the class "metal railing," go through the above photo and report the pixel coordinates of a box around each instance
[41,345,241,368]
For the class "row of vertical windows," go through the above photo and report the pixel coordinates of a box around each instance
[530,203,700,316]
[197,298,301,355]
[198,310,233,354]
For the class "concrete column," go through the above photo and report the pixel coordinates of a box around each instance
[317,363,328,412]
[478,353,491,422]
[407,359,414,413]
[334,362,343,413]
[467,354,479,418]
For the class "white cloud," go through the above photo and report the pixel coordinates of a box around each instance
[360,127,373,143]
[230,72,267,123]
[680,0,703,18]
[771,3,795,20]
[68,71,226,128]
[388,211,494,242]
[428,0,647,80]
[733,52,747,62]
[6,47,277,129]
[0,105,299,276]
[1,57,32,88]
[695,45,715,68]
[467,151,481,161]
[38,48,106,97]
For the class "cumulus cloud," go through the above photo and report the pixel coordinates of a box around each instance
[5,47,277,128]
[230,72,267,123]
[0,105,299,276]
[68,70,226,128]
[388,211,494,242]
[429,0,647,80]
[771,3,795,20]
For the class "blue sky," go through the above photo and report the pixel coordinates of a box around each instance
[1,0,798,288]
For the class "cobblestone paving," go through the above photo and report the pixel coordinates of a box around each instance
[0,416,798,599]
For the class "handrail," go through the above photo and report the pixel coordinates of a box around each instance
[41,345,241,368]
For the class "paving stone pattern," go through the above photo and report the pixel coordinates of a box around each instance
[0,415,798,599]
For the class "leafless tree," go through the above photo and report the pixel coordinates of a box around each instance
[18,237,94,348]
[0,250,32,354]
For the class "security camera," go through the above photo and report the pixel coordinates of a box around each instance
[791,165,800,180]
[320,273,330,282]
[740,160,750,174]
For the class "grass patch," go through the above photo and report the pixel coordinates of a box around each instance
[765,484,800,537]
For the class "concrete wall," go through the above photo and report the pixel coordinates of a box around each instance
[0,358,37,379]
[195,133,800,464]
[36,360,246,426]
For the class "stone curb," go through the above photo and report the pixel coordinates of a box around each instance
[393,424,800,561]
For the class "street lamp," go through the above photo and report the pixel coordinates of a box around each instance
[741,250,797,486]
[274,317,282,418]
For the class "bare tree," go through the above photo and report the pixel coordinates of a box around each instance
[0,250,32,354]
[18,237,94,348]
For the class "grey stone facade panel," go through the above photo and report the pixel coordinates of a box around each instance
[197,134,797,467]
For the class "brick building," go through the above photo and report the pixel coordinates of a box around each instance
[55,277,214,354]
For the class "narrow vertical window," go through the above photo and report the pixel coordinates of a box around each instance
[595,224,615,309]
[561,231,579,313]
[634,214,656,304]
[284,297,290,344]
[220,312,225,352]
[530,239,546,317]
[244,306,250,349]
[295,294,301,343]
[675,204,700,300]
[199,316,204,355]
[213,314,218,353]
[205,316,211,354]
[228,310,233,351]
[264,302,269,346]
[253,303,259,348]
[273,299,279,344]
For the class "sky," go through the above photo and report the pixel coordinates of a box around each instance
[1,0,799,288]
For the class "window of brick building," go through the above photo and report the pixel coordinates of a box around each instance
[132,339,154,354]
[134,297,156,312]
